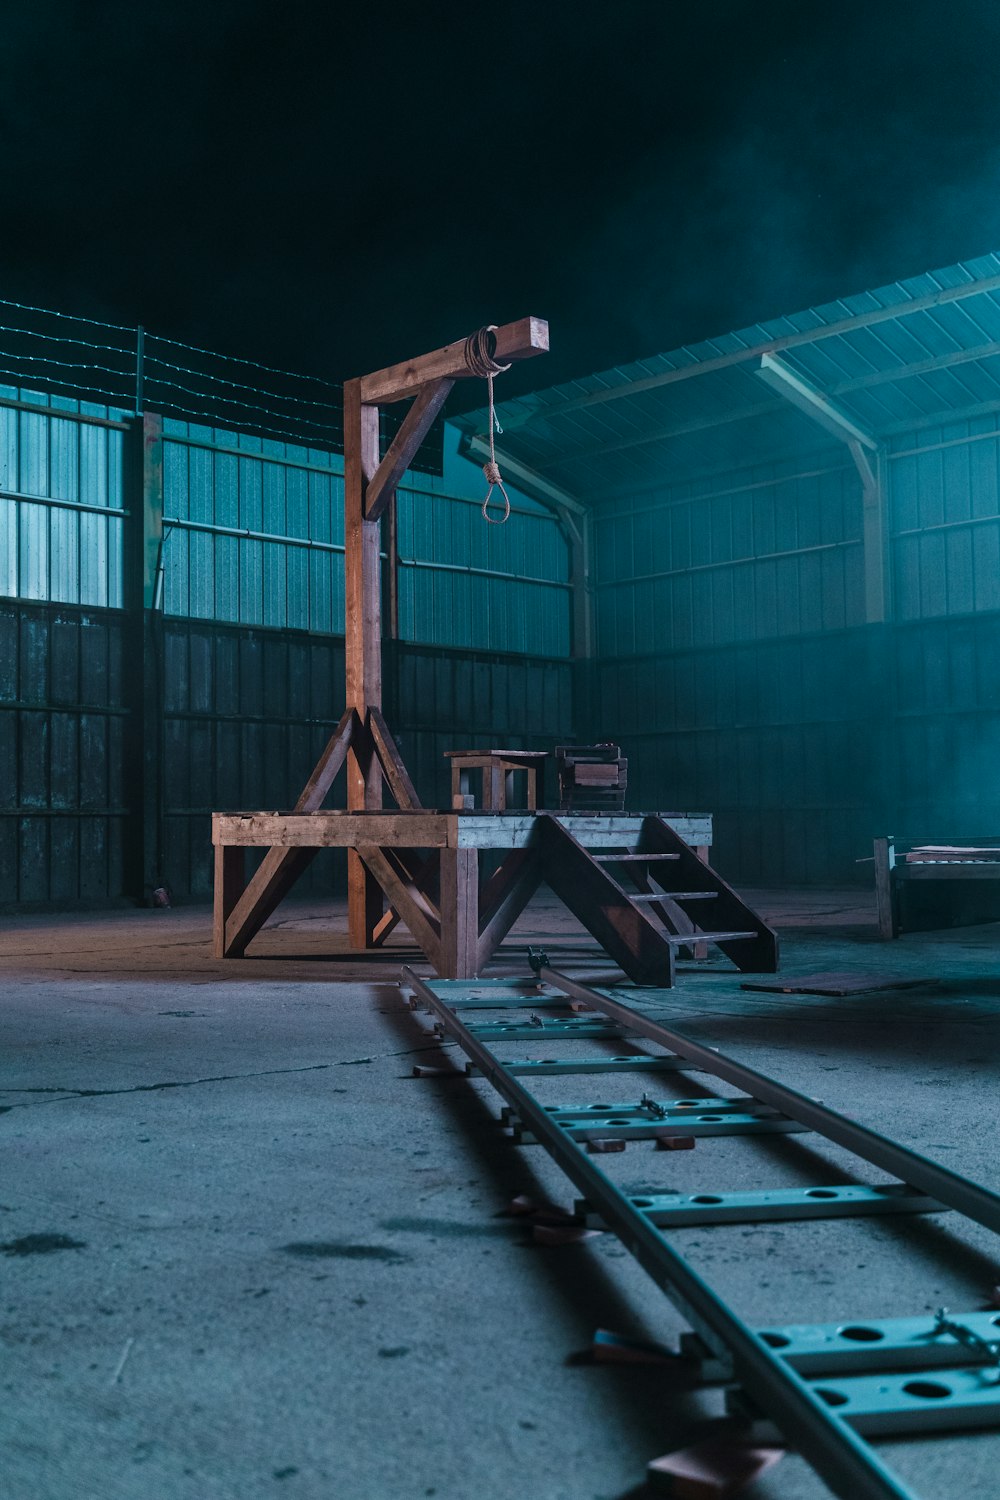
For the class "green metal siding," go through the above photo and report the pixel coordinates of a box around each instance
[0,386,127,607]
[0,401,573,907]
[586,421,1000,885]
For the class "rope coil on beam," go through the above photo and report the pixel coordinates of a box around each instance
[464,325,512,524]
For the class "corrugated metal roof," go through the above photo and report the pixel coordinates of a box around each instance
[455,252,1000,503]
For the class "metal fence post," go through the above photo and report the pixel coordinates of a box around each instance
[124,411,164,902]
[135,325,145,416]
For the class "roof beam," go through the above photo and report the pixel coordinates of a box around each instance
[525,398,783,469]
[831,335,1000,395]
[513,269,1000,420]
[881,394,1000,438]
[755,353,878,450]
[756,354,888,624]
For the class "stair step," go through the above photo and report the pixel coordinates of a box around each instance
[661,930,759,945]
[630,891,717,902]
[593,852,680,863]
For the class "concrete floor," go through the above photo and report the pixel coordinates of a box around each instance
[3,888,1000,1500]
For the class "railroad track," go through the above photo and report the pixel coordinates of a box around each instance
[399,957,1000,1500]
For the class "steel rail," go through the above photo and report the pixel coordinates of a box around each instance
[400,966,919,1500]
[540,966,1000,1236]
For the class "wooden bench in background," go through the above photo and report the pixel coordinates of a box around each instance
[874,836,1000,938]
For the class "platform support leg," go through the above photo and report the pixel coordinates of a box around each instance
[874,836,898,940]
[440,848,480,978]
[213,845,245,959]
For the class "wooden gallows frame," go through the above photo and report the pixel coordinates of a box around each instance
[214,317,550,958]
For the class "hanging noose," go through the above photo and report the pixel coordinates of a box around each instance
[464,325,512,524]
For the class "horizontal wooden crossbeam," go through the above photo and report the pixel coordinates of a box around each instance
[358,317,549,405]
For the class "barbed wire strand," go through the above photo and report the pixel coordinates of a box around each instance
[0,347,135,384]
[144,350,340,411]
[0,322,132,357]
[138,392,343,449]
[144,374,340,433]
[0,295,133,334]
[0,369,134,409]
[147,330,341,389]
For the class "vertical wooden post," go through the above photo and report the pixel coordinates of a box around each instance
[873,836,898,940]
[440,847,479,977]
[213,842,245,958]
[343,378,385,946]
[386,484,400,642]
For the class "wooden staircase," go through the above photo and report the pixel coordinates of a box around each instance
[537,814,779,986]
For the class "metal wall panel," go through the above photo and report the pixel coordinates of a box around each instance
[160,420,572,654]
[0,389,127,608]
[395,483,571,654]
[889,415,1000,620]
[892,614,1000,842]
[587,456,875,884]
[0,598,129,905]
[589,629,884,885]
[587,419,1000,885]
[161,425,346,632]
[161,620,575,900]
[592,457,864,656]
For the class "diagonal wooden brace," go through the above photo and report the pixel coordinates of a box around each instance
[214,709,357,957]
[476,849,543,973]
[364,379,454,521]
[356,844,443,971]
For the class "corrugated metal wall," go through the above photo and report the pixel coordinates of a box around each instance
[0,392,573,907]
[160,419,571,654]
[161,424,346,632]
[890,414,1000,620]
[396,483,570,655]
[590,417,1000,884]
[887,413,1000,849]
[162,623,573,899]
[0,598,131,904]
[592,455,865,654]
[0,388,127,606]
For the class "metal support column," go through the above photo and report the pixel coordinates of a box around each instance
[125,411,164,903]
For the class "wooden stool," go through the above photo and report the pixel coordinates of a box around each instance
[445,749,549,811]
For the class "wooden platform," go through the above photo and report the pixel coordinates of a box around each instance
[214,810,714,977]
[214,810,711,851]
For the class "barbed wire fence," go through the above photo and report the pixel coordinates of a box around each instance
[0,296,443,472]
